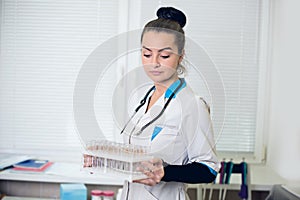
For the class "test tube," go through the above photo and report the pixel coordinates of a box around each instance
[83,140,156,179]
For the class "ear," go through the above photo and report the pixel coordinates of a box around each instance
[178,49,185,63]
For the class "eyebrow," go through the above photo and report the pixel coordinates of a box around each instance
[142,46,173,52]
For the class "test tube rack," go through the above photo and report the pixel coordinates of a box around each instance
[82,140,153,181]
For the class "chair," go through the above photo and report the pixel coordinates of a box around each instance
[196,159,251,200]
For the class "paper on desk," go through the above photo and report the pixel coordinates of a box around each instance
[45,162,85,177]
[0,153,33,170]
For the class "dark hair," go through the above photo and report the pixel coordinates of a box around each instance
[141,7,187,55]
[156,7,186,28]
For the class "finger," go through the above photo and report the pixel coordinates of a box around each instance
[136,161,154,173]
[149,158,163,166]
[83,154,93,167]
[138,159,162,173]
[135,167,156,182]
[134,178,157,186]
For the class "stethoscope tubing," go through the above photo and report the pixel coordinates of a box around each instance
[120,78,184,137]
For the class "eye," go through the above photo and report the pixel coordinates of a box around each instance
[160,51,172,59]
[142,50,152,58]
[160,55,170,59]
[143,54,151,58]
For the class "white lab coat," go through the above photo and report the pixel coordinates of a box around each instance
[121,80,220,200]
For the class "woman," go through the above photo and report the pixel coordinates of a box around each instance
[120,7,220,200]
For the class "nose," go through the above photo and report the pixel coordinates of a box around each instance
[152,55,161,68]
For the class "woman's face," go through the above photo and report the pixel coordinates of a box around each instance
[141,31,183,88]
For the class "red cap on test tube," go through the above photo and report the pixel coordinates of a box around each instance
[102,190,114,197]
[91,190,103,196]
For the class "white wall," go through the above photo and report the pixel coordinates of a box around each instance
[267,0,300,184]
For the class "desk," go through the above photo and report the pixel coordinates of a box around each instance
[0,162,123,185]
[187,164,286,200]
[0,162,123,199]
[266,185,300,200]
[2,197,55,200]
[0,163,285,200]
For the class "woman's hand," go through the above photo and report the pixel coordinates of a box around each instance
[133,158,165,186]
[83,154,93,167]
[83,144,98,167]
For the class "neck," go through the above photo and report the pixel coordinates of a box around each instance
[154,84,167,95]
[154,76,179,95]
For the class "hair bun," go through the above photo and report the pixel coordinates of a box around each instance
[156,7,186,28]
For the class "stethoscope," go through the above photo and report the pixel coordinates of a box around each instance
[120,78,185,140]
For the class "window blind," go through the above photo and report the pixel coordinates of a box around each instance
[0,0,120,161]
[0,0,267,162]
[139,0,264,155]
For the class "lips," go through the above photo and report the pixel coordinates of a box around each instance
[150,71,162,76]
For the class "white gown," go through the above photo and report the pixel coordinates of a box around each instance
[121,79,220,200]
